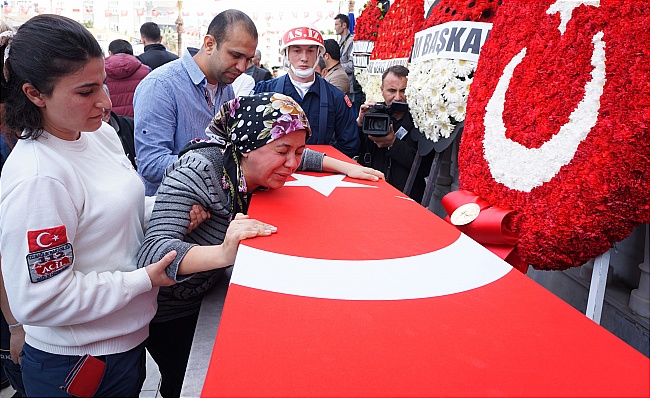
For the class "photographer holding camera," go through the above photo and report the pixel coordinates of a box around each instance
[356,65,433,203]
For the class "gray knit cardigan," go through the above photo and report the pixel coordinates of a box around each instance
[137,147,324,322]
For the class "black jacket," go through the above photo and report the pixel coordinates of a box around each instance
[137,43,179,70]
[109,112,137,170]
[245,65,272,83]
[358,110,434,203]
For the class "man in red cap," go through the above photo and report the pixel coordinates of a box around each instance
[254,24,360,158]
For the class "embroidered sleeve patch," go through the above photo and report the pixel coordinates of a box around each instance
[27,226,68,251]
[344,95,352,108]
[26,226,73,283]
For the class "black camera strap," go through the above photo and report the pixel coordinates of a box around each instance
[317,78,328,145]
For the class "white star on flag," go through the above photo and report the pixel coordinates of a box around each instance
[284,174,377,196]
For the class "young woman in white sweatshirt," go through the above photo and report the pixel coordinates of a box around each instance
[0,15,179,397]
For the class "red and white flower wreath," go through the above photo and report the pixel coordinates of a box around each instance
[459,0,650,270]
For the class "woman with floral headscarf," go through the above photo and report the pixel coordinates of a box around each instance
[136,92,383,397]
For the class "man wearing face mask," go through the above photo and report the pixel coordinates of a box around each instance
[253,25,359,158]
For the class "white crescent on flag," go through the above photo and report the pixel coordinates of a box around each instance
[202,146,649,397]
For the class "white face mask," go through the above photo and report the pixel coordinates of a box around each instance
[290,64,315,78]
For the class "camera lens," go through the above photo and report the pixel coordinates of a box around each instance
[369,119,387,131]
[363,113,391,136]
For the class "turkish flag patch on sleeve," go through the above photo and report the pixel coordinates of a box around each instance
[26,226,73,283]
[344,95,352,108]
[27,226,68,252]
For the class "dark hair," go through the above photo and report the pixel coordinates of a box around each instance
[140,22,161,42]
[207,9,258,49]
[108,39,133,55]
[382,65,409,83]
[323,39,341,61]
[316,56,326,72]
[335,14,350,28]
[0,14,103,138]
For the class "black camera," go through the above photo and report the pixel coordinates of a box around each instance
[362,101,409,136]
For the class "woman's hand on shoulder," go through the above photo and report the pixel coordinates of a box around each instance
[145,250,177,287]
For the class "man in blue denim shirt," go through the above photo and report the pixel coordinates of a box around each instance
[134,9,258,196]
[132,9,257,398]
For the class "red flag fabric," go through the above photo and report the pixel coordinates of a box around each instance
[201,146,650,397]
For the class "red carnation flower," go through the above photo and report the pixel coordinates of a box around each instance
[370,0,425,60]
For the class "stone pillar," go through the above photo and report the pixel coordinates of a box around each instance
[629,224,649,318]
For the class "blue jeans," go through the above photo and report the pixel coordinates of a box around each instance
[1,312,25,396]
[2,360,25,396]
[21,341,147,397]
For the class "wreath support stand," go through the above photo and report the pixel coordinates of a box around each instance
[416,124,464,210]
[585,225,649,324]
[421,153,442,208]
[403,153,422,198]
[585,250,612,324]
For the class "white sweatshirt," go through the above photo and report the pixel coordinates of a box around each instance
[0,123,157,356]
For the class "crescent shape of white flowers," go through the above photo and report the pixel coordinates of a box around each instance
[231,234,512,300]
[36,232,52,248]
[482,31,605,192]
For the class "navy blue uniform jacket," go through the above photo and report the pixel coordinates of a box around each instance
[254,74,360,158]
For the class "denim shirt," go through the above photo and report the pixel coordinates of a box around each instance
[133,49,234,195]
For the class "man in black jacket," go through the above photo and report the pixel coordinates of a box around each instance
[137,22,178,70]
[244,50,272,83]
[356,65,434,203]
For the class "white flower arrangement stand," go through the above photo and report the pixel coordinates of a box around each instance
[408,122,464,209]
[586,225,650,324]
[403,150,442,207]
[585,224,649,324]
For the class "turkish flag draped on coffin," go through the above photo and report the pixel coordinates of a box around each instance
[202,146,649,397]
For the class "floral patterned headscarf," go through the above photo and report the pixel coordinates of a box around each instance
[204,92,311,153]
[188,92,311,218]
